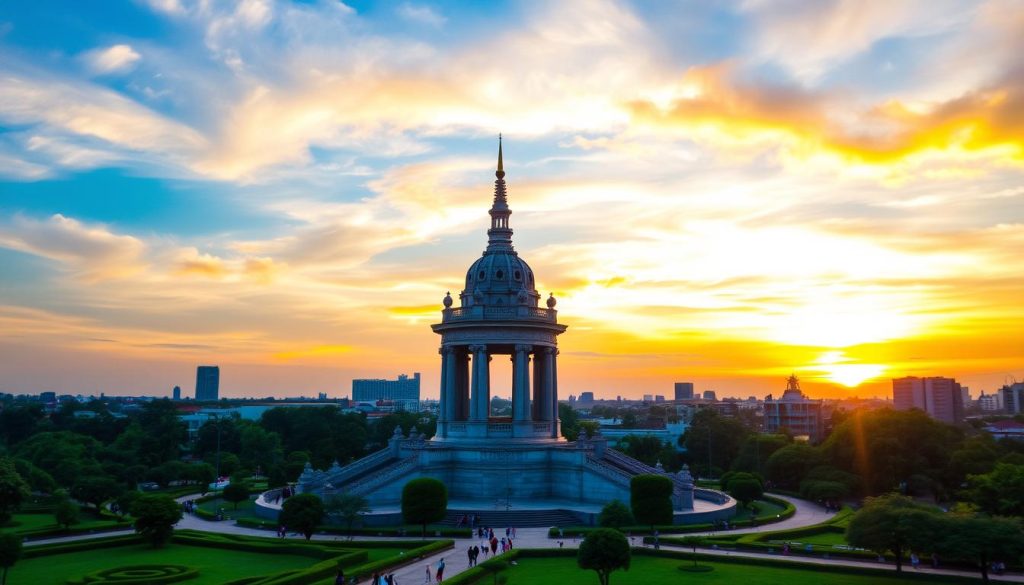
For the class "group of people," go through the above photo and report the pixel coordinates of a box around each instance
[333,567,399,585]
[424,558,445,583]
[180,499,198,514]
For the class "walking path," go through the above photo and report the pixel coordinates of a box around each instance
[23,492,1020,583]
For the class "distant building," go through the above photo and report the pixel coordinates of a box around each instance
[318,392,328,400]
[172,386,181,401]
[763,375,824,442]
[1002,383,1024,414]
[674,382,694,401]
[195,366,220,401]
[892,376,963,424]
[655,395,665,402]
[643,394,653,402]
[579,391,595,405]
[702,390,717,401]
[985,419,1024,440]
[39,391,56,403]
[978,391,1001,412]
[352,373,420,411]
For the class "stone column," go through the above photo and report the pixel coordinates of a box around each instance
[540,347,555,421]
[513,344,532,422]
[532,351,543,420]
[551,348,560,438]
[469,344,489,421]
[438,347,450,437]
[442,347,457,424]
[455,348,470,421]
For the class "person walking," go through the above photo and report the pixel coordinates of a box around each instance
[467,545,474,567]
[435,558,446,583]
[424,564,432,584]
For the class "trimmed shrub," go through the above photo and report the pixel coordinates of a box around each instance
[66,564,197,585]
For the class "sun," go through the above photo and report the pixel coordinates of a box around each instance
[815,351,886,387]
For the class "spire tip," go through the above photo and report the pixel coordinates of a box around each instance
[496,134,505,179]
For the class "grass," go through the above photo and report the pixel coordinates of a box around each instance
[494,555,976,585]
[11,541,317,584]
[731,499,787,522]
[4,512,127,538]
[791,531,849,546]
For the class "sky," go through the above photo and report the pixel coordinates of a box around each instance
[1,0,1022,401]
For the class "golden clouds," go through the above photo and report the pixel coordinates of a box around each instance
[627,64,1024,169]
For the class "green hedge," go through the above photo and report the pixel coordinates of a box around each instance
[233,516,471,538]
[547,495,794,538]
[66,564,198,585]
[22,535,144,559]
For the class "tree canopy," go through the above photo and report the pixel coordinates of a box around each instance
[401,478,447,537]
[279,493,325,541]
[598,500,635,529]
[131,493,182,548]
[577,528,630,585]
[630,474,673,529]
[0,458,30,525]
[845,493,940,572]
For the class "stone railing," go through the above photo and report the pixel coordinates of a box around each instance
[345,457,419,496]
[317,448,396,488]
[585,457,633,489]
[442,306,556,324]
[602,448,697,495]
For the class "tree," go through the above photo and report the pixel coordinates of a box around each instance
[130,494,182,548]
[559,403,581,441]
[731,434,791,476]
[966,463,1024,517]
[845,494,939,573]
[724,472,763,511]
[401,478,447,538]
[0,459,30,525]
[71,476,122,512]
[679,535,703,568]
[937,515,1024,583]
[577,528,630,585]
[763,443,822,490]
[114,491,140,519]
[630,474,672,530]
[616,436,665,468]
[598,500,635,529]
[53,496,81,530]
[222,481,250,510]
[681,409,750,477]
[279,493,324,541]
[0,531,22,585]
[325,493,371,540]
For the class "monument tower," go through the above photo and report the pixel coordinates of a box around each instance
[267,141,734,526]
[433,136,567,442]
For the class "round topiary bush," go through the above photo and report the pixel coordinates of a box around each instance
[67,564,198,584]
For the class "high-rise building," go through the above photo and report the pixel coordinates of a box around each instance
[579,391,595,404]
[892,376,964,424]
[195,366,220,401]
[352,373,421,411]
[1002,382,1024,414]
[978,391,1001,412]
[172,385,181,400]
[674,382,694,400]
[655,395,665,402]
[763,375,824,442]
[702,390,717,401]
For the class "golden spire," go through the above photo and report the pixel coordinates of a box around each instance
[496,133,504,179]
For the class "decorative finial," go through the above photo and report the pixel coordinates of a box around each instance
[496,134,505,179]
[443,291,453,308]
[547,293,556,308]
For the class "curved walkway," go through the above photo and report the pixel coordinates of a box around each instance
[24,492,1019,583]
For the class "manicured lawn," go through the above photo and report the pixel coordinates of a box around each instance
[499,556,975,585]
[4,512,124,536]
[10,542,317,584]
[790,531,849,546]
[732,499,787,522]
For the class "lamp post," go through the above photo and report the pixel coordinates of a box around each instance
[706,425,713,480]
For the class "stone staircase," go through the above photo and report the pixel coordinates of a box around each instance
[440,508,583,528]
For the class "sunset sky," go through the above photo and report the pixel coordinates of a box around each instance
[1,0,1022,400]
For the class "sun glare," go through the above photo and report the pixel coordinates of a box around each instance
[814,351,886,388]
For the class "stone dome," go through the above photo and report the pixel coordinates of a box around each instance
[461,251,539,307]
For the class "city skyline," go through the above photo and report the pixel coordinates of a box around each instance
[1,1,1023,400]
